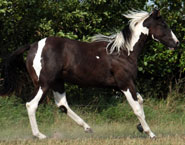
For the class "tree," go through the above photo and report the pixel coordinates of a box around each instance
[0,0,184,102]
[136,0,185,98]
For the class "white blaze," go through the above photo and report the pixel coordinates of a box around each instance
[33,38,46,80]
[171,31,179,43]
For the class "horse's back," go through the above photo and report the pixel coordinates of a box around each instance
[25,36,115,87]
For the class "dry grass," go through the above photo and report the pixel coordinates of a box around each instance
[0,136,184,145]
[0,120,184,145]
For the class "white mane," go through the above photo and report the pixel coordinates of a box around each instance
[123,10,149,32]
[92,10,150,55]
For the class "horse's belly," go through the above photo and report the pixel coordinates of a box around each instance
[62,69,116,88]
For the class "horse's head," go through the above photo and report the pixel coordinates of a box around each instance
[143,9,179,50]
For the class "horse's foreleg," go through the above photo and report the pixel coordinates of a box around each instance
[122,89,156,138]
[26,87,47,139]
[53,91,93,133]
[136,92,144,132]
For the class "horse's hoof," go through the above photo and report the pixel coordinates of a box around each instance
[85,128,93,133]
[150,135,156,139]
[34,133,47,140]
[149,133,156,139]
[137,123,143,133]
[38,134,47,140]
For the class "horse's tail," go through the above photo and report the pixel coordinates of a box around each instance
[0,45,30,96]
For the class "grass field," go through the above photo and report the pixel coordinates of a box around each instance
[0,95,184,145]
[0,121,184,145]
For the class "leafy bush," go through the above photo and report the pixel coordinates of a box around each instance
[100,103,135,122]
[0,0,184,102]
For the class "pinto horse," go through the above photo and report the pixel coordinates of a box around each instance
[0,9,179,139]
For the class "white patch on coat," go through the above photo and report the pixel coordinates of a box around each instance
[96,56,100,59]
[53,91,92,132]
[128,19,149,54]
[33,38,46,80]
[123,11,149,54]
[53,91,67,107]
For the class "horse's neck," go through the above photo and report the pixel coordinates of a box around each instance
[129,33,148,61]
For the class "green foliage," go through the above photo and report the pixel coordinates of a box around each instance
[64,83,123,112]
[0,94,184,126]
[100,103,135,122]
[0,0,184,101]
[0,96,28,128]
[135,0,185,98]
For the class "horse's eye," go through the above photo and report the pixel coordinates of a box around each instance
[161,22,166,27]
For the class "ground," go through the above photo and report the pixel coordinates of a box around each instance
[0,96,184,145]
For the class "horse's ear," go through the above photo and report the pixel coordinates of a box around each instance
[151,9,160,18]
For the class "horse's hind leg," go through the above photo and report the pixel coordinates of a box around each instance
[26,86,48,139]
[52,83,92,133]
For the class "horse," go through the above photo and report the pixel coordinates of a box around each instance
[0,9,179,139]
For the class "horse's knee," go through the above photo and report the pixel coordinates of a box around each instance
[26,102,38,115]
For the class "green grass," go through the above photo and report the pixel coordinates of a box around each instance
[0,95,184,144]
